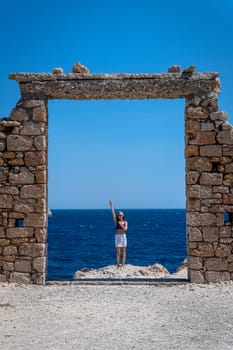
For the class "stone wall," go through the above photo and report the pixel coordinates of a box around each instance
[0,69,233,284]
[0,99,47,284]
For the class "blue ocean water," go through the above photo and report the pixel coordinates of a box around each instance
[47,209,186,280]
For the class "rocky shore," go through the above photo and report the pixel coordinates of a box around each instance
[73,261,188,280]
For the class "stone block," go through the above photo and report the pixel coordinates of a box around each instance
[202,227,218,241]
[186,171,200,185]
[186,120,200,132]
[228,262,233,272]
[9,211,26,219]
[224,163,233,173]
[205,271,230,283]
[3,245,17,256]
[201,122,215,131]
[19,243,45,257]
[217,130,233,145]
[24,213,47,227]
[15,259,32,273]
[215,244,231,257]
[24,100,44,108]
[9,168,34,184]
[9,272,30,284]
[186,185,201,199]
[192,243,214,257]
[186,157,212,171]
[0,227,5,238]
[14,201,35,213]
[189,269,205,283]
[6,227,33,238]
[33,106,47,122]
[10,108,29,122]
[3,151,16,159]
[0,140,6,151]
[0,274,7,282]
[212,186,229,194]
[189,256,203,269]
[33,274,45,285]
[20,121,45,136]
[25,151,46,167]
[186,212,200,226]
[220,238,233,244]
[3,255,15,262]
[188,241,198,249]
[199,173,223,185]
[34,136,46,151]
[168,65,181,73]
[20,184,46,199]
[0,194,13,209]
[7,135,33,151]
[205,257,228,270]
[187,226,202,241]
[186,145,199,157]
[189,131,216,145]
[3,261,14,271]
[35,229,47,242]
[223,194,233,205]
[219,226,231,238]
[8,158,24,166]
[186,106,208,119]
[200,213,217,226]
[186,199,201,211]
[210,111,227,121]
[33,257,46,272]
[200,145,222,157]
[11,238,29,245]
[36,170,46,184]
[36,198,47,212]
[0,186,19,195]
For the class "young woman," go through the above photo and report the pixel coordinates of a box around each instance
[109,200,128,269]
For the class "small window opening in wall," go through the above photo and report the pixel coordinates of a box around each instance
[16,219,24,227]
[212,162,219,172]
[224,212,232,224]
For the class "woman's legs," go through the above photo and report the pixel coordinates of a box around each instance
[116,247,121,268]
[121,247,126,268]
[116,246,126,268]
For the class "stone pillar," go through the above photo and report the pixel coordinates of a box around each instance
[186,92,233,283]
[0,99,48,284]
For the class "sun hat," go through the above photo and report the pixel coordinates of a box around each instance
[117,211,124,216]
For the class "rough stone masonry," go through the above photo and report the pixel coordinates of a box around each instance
[0,67,233,284]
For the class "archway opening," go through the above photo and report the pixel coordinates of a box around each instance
[47,98,186,280]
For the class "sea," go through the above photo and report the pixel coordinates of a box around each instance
[47,209,186,280]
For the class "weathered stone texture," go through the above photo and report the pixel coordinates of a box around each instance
[7,135,33,151]
[9,72,220,100]
[0,70,233,284]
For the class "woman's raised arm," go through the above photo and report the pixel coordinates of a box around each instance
[109,200,116,222]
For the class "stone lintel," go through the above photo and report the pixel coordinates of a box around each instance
[8,72,220,100]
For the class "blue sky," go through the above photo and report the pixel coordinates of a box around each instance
[0,0,233,209]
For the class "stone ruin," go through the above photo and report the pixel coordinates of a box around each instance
[0,65,233,284]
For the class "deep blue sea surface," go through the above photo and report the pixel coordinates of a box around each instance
[47,209,186,280]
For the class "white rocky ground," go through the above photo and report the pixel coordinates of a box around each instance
[1,279,233,350]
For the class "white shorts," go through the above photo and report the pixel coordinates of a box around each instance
[115,234,127,248]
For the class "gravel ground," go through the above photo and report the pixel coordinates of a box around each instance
[1,281,233,350]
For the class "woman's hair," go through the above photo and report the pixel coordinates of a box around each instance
[116,211,125,221]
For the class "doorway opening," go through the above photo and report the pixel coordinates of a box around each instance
[47,98,186,281]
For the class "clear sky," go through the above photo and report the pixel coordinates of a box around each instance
[0,0,233,209]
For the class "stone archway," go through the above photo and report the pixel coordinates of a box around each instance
[0,68,233,284]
